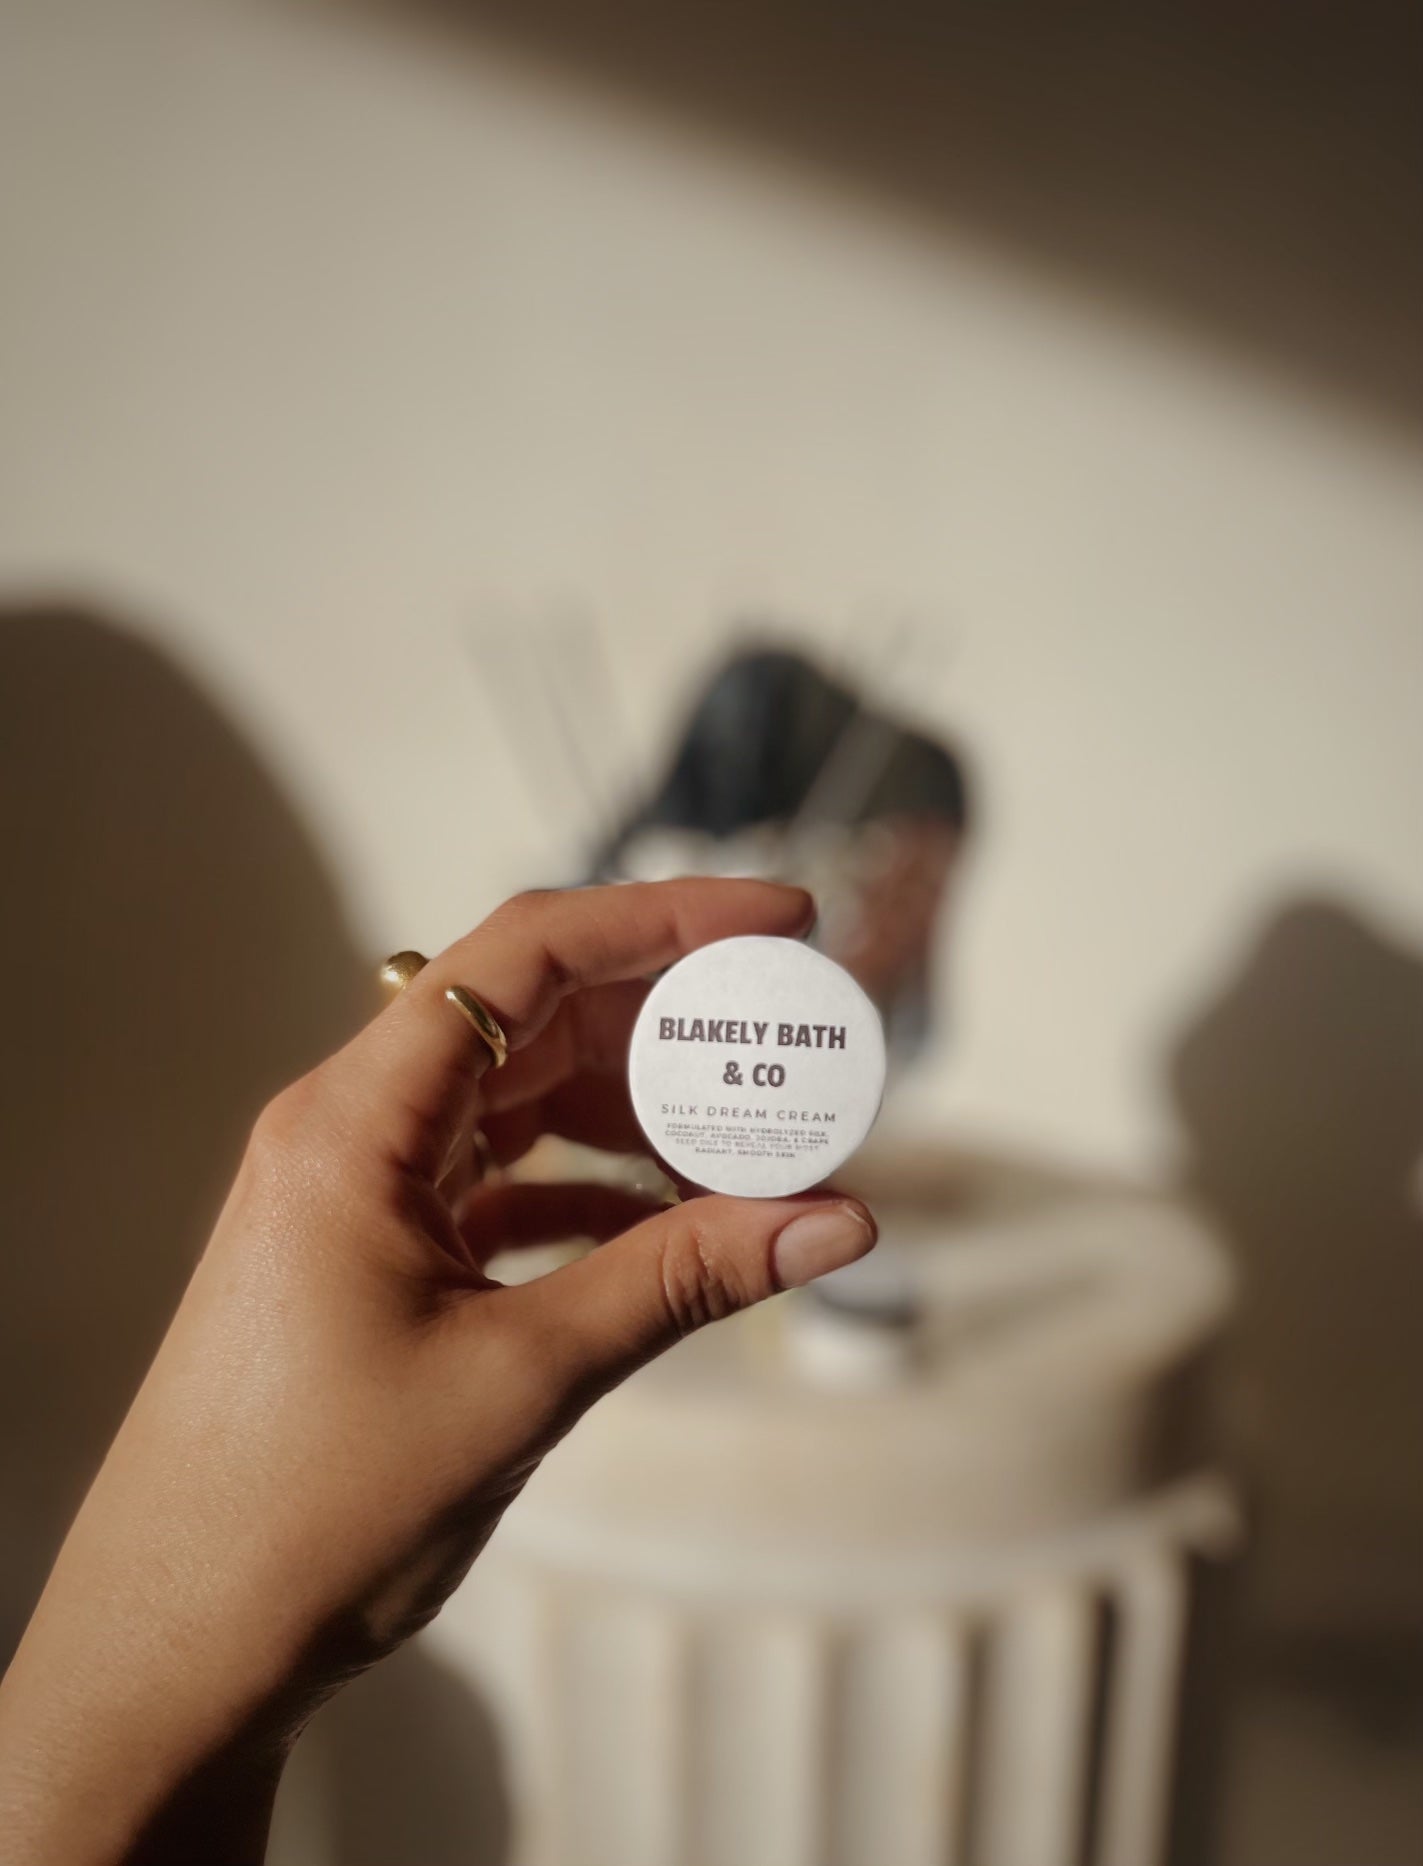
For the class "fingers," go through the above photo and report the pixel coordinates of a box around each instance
[480,1075,647,1168]
[504,1192,876,1402]
[454,1180,666,1264]
[479,981,648,1114]
[337,880,814,1175]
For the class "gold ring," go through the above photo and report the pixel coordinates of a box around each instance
[378,951,511,1070]
[442,985,510,1069]
[379,950,430,992]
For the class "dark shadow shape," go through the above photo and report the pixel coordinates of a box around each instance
[1168,895,1423,1862]
[0,600,373,1650]
[0,600,509,1863]
[338,0,1423,428]
[283,1636,512,1866]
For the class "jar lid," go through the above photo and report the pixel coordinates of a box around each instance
[627,935,886,1197]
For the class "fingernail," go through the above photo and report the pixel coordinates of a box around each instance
[772,1203,875,1289]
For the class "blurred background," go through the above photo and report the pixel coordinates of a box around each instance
[2,1,1421,1862]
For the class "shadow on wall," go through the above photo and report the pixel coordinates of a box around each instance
[1170,899,1423,1728]
[350,0,1423,427]
[0,602,510,1865]
[275,1636,511,1866]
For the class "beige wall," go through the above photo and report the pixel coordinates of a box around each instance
[4,0,1421,1175]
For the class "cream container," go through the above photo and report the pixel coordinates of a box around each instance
[627,935,886,1196]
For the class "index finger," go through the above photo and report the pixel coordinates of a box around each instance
[334,878,814,1173]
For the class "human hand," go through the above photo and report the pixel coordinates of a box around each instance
[0,880,876,1865]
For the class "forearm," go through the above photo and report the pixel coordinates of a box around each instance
[0,1642,289,1866]
[0,1528,306,1866]
[0,1370,330,1866]
[0,1337,463,1865]
[0,1727,285,1866]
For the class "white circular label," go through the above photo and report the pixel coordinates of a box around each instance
[627,936,886,1197]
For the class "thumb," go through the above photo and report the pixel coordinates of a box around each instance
[509,1193,876,1403]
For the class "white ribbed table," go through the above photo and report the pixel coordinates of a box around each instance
[437,1144,1239,1866]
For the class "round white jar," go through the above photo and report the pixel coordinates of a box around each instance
[627,935,886,1197]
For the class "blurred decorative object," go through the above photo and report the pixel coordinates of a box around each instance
[597,642,970,1063]
[442,1145,1239,1866]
